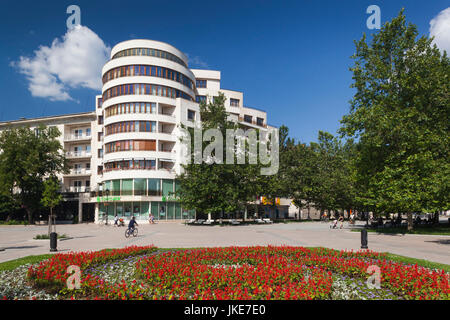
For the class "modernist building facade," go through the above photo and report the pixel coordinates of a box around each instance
[0,39,302,223]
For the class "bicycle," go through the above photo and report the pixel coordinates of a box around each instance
[125,227,138,238]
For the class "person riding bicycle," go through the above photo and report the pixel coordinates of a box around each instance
[128,216,138,233]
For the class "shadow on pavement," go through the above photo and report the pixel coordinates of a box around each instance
[4,245,42,250]
[425,239,450,245]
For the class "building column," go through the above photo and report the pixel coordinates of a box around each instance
[94,203,99,224]
[78,200,83,223]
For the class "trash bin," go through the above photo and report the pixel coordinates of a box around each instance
[50,232,58,252]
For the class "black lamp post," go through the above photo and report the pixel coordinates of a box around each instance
[104,189,110,225]
[361,228,368,249]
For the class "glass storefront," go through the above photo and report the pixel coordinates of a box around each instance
[99,201,195,221]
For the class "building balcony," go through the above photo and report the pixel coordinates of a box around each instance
[65,169,92,177]
[64,135,92,142]
[66,151,92,159]
[63,186,91,193]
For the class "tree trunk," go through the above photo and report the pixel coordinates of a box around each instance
[26,207,33,225]
[48,212,52,236]
[407,212,413,232]
[433,211,439,226]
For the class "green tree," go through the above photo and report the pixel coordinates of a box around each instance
[41,175,63,235]
[340,9,450,230]
[0,125,68,224]
[176,93,263,220]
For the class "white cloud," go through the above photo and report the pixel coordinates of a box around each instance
[185,53,209,69]
[12,25,111,101]
[429,7,450,55]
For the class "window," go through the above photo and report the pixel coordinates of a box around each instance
[122,179,133,196]
[162,179,174,197]
[111,180,120,196]
[74,164,82,173]
[148,179,161,196]
[196,95,206,103]
[86,128,91,136]
[230,98,240,107]
[134,178,146,196]
[187,109,195,121]
[244,115,252,123]
[196,79,207,88]
[256,117,264,126]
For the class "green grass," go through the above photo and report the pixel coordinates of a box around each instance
[0,220,28,225]
[382,253,450,273]
[351,223,450,236]
[0,254,53,271]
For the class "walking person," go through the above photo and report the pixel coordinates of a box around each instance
[338,214,344,229]
[114,214,119,227]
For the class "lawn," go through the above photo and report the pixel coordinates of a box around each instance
[1,246,449,300]
[351,223,450,236]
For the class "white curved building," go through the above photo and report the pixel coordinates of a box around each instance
[98,39,201,222]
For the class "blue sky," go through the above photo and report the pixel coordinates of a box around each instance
[0,0,449,143]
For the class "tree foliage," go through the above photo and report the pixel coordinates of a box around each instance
[0,125,68,223]
[339,9,450,229]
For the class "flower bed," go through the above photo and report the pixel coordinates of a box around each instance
[22,246,450,300]
[26,245,157,296]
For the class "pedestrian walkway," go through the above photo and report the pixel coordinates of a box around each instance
[0,221,449,264]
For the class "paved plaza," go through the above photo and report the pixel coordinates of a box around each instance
[1,221,449,264]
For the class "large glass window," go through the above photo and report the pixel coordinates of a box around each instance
[124,202,132,217]
[112,180,121,196]
[141,202,150,219]
[103,83,193,102]
[122,179,133,196]
[103,181,112,194]
[116,203,123,217]
[103,64,193,89]
[148,179,160,196]
[167,202,175,219]
[159,203,166,220]
[151,202,159,220]
[134,178,146,196]
[133,202,140,217]
[112,48,187,68]
[162,179,174,197]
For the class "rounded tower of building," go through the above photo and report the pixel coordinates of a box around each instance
[99,39,198,222]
